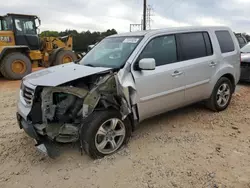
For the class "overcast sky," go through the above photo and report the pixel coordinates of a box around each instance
[1,0,250,33]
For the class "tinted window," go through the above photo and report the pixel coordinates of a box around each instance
[215,31,235,53]
[179,32,207,61]
[139,35,177,66]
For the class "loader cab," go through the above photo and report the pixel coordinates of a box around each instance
[3,13,41,50]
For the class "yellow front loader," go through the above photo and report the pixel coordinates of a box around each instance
[0,13,79,80]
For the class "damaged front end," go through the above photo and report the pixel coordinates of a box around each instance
[17,71,132,157]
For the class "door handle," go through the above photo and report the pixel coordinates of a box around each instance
[171,70,183,77]
[209,62,217,67]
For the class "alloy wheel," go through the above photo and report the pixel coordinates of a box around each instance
[216,83,231,107]
[95,118,126,155]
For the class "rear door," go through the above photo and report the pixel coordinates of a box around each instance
[177,31,218,104]
[131,34,186,121]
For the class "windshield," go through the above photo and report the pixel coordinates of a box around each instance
[80,36,143,68]
[241,42,250,53]
[14,18,36,35]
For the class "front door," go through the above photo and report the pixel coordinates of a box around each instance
[13,17,40,50]
[131,34,185,121]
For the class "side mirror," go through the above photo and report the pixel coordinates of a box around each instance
[139,58,156,70]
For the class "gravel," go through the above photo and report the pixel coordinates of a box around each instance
[1,81,250,188]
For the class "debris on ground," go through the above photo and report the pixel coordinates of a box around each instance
[0,83,250,188]
[232,126,239,130]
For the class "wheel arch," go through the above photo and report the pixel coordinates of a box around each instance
[209,64,237,97]
[221,73,236,92]
[0,46,30,62]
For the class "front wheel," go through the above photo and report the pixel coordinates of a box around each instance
[0,52,32,80]
[206,77,233,111]
[81,110,132,159]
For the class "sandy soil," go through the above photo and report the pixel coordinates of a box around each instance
[0,79,250,188]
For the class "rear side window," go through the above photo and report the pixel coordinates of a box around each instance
[215,30,235,53]
[179,32,212,61]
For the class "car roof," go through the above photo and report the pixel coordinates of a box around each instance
[108,26,231,38]
[4,13,38,18]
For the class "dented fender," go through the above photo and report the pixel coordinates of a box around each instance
[39,72,133,141]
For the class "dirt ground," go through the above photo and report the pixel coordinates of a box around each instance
[0,77,250,188]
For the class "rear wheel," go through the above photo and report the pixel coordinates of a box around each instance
[0,52,32,80]
[206,77,233,111]
[54,50,77,66]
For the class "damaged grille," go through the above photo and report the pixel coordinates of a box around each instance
[22,85,34,105]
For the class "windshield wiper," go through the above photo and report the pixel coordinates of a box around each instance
[84,64,95,67]
[74,59,81,64]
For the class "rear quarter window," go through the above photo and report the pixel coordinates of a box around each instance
[215,30,235,53]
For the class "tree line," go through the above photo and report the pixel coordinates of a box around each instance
[40,29,250,53]
[40,29,118,53]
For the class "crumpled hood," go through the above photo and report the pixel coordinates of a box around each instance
[23,63,112,87]
[241,53,250,63]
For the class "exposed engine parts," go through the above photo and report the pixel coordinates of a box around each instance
[41,87,88,123]
[32,72,132,143]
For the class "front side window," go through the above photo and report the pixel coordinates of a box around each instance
[80,36,143,68]
[215,30,235,53]
[14,18,36,35]
[139,35,177,66]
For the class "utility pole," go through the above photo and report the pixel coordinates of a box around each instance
[129,0,153,32]
[146,5,152,30]
[143,0,147,30]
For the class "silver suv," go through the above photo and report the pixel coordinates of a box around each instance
[17,26,240,159]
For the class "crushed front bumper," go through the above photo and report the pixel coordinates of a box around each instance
[16,112,39,140]
[16,113,59,158]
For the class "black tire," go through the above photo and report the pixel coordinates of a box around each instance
[81,110,132,159]
[0,52,32,80]
[53,50,77,66]
[206,77,233,112]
